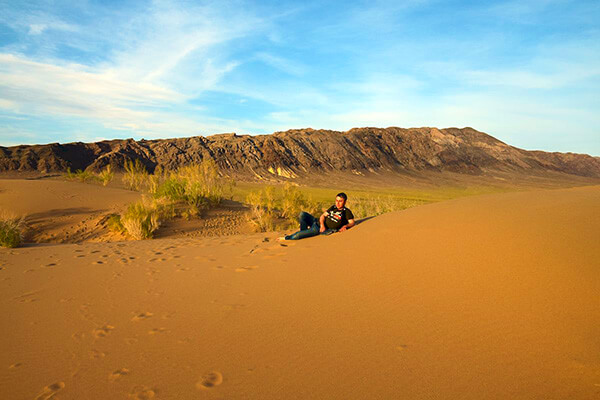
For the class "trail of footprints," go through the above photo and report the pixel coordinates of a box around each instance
[24,239,287,398]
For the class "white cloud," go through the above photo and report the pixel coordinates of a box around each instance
[28,24,47,35]
[254,52,307,76]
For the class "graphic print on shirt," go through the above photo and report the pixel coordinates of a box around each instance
[324,206,354,230]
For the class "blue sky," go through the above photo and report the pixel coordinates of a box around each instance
[0,0,599,155]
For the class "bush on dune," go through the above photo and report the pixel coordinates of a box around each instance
[154,159,233,216]
[109,197,173,240]
[122,159,149,191]
[64,168,99,184]
[0,212,24,248]
[97,165,114,186]
[246,183,324,232]
[246,187,277,232]
[64,166,114,186]
[109,159,233,240]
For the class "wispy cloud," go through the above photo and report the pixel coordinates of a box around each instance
[0,0,598,155]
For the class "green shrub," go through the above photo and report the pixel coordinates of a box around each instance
[119,198,160,240]
[0,213,23,248]
[122,159,149,191]
[107,213,125,234]
[147,165,164,194]
[64,167,75,180]
[177,159,228,207]
[245,184,325,232]
[98,165,114,186]
[246,189,277,232]
[153,159,232,216]
[155,176,185,200]
[64,168,99,183]
[112,196,176,240]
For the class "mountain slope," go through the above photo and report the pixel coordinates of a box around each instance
[1,127,599,179]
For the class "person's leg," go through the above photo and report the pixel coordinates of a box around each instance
[285,212,319,240]
[298,211,316,231]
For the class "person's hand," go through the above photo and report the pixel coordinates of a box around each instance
[319,225,326,233]
[339,226,347,232]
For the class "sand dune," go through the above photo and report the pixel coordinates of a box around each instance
[1,185,599,399]
[0,179,141,243]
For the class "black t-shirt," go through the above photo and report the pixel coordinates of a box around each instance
[324,206,354,230]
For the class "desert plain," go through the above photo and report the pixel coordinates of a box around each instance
[0,176,599,399]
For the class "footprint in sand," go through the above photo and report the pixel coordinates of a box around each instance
[43,263,57,268]
[235,265,259,272]
[129,386,156,399]
[93,325,115,338]
[148,328,167,335]
[196,371,223,390]
[132,312,153,321]
[89,349,106,359]
[13,291,40,303]
[34,382,65,400]
[9,362,22,369]
[109,368,130,381]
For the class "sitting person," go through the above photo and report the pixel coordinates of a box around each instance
[278,192,355,241]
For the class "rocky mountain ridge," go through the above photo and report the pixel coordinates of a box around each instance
[1,127,599,179]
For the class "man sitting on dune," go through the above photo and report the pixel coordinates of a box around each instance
[278,192,355,241]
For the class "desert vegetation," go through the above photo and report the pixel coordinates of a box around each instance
[348,196,426,218]
[122,159,149,191]
[108,196,173,240]
[0,211,23,248]
[245,183,324,232]
[64,165,114,186]
[243,184,434,232]
[111,158,233,239]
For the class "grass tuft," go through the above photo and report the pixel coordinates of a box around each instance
[122,159,149,191]
[64,168,99,183]
[245,184,324,232]
[0,211,24,248]
[98,165,114,186]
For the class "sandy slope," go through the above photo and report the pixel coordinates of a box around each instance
[0,179,142,243]
[0,185,599,399]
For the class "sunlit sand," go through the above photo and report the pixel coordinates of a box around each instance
[1,182,598,399]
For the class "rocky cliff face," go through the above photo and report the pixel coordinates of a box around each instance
[1,127,599,179]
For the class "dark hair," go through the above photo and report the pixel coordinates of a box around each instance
[336,192,347,201]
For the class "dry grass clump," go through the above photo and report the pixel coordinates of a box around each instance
[109,197,173,240]
[154,159,233,217]
[349,196,424,218]
[246,187,277,232]
[97,165,114,186]
[122,159,149,191]
[246,183,323,232]
[0,211,24,248]
[64,165,114,186]
[109,159,231,240]
[65,168,99,184]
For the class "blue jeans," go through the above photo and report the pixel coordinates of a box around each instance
[285,212,335,240]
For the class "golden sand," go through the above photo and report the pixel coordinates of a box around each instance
[1,184,599,399]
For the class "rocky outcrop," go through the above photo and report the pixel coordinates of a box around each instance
[1,127,599,179]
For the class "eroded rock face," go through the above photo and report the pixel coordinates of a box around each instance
[1,127,599,178]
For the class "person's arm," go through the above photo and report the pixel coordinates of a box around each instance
[339,219,355,232]
[319,211,328,232]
